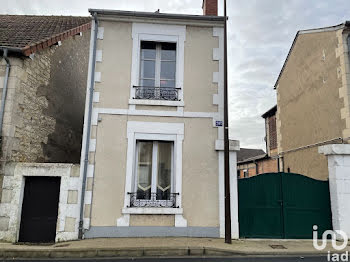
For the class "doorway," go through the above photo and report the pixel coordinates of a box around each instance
[18,176,61,243]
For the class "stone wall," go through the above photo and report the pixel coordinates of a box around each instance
[0,31,90,166]
[0,163,81,242]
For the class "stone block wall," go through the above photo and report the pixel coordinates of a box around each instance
[319,144,350,237]
[0,163,81,242]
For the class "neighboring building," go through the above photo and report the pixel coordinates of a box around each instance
[262,105,278,158]
[80,0,240,240]
[275,21,350,180]
[0,15,90,165]
[0,15,91,242]
[237,105,279,178]
[237,148,265,178]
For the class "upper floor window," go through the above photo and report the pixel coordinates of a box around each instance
[136,41,178,101]
[130,23,186,105]
[268,115,277,150]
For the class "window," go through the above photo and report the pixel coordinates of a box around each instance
[135,41,178,101]
[268,115,277,150]
[129,140,177,208]
[130,23,185,106]
[243,169,249,178]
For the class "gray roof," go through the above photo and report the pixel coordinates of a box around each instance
[237,148,265,162]
[261,105,277,118]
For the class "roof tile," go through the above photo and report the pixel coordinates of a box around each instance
[0,15,91,54]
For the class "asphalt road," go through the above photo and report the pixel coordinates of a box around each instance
[1,256,328,262]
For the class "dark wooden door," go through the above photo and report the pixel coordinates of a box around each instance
[19,176,61,243]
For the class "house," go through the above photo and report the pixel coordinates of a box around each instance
[79,0,240,240]
[275,21,350,180]
[236,148,265,178]
[0,15,91,242]
[237,106,279,178]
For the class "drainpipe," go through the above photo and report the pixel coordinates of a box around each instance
[0,49,11,143]
[78,13,98,239]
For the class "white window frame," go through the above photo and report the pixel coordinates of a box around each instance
[122,121,185,217]
[133,139,175,205]
[139,42,177,90]
[130,23,186,107]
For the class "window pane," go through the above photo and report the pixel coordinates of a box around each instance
[161,43,176,61]
[160,80,175,88]
[140,60,155,79]
[160,61,176,80]
[140,79,155,87]
[157,141,172,200]
[141,41,156,59]
[136,141,153,199]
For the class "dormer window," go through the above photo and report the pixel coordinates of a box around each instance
[136,41,178,100]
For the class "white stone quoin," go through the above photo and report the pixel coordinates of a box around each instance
[319,144,350,237]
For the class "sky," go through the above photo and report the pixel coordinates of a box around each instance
[1,0,348,150]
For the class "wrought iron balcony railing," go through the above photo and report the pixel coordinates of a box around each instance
[127,192,179,208]
[133,86,180,101]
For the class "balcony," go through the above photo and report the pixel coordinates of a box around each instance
[133,86,180,101]
[127,192,179,208]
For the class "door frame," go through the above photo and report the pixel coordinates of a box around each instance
[0,163,81,243]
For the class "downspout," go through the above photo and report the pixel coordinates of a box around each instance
[0,49,11,143]
[78,13,98,239]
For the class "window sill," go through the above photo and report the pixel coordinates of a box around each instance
[122,207,183,215]
[129,99,184,107]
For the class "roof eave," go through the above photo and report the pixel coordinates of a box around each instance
[22,22,91,56]
[89,9,225,23]
[237,154,268,164]
[1,21,91,57]
[261,105,277,118]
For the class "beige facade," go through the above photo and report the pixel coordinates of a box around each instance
[81,10,239,239]
[276,23,350,180]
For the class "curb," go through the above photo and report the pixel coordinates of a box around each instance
[0,246,329,259]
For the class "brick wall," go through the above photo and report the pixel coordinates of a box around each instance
[203,0,217,16]
[257,158,278,174]
[237,158,278,179]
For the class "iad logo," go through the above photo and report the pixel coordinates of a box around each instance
[313,225,349,262]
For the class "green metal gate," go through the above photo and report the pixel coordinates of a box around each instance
[238,172,332,239]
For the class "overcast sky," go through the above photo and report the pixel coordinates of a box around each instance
[1,0,348,150]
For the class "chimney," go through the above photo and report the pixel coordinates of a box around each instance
[202,0,218,16]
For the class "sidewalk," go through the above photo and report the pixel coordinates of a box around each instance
[0,237,346,258]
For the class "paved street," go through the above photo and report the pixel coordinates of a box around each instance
[3,256,328,262]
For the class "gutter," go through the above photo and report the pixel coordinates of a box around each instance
[0,49,11,143]
[88,9,225,22]
[78,13,98,239]
[279,137,343,156]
